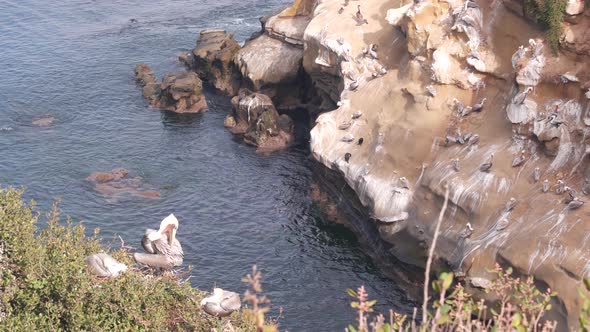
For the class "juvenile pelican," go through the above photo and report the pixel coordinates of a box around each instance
[513,87,533,105]
[200,288,242,317]
[134,213,184,269]
[568,197,584,210]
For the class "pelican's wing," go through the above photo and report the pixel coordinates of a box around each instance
[141,229,158,254]
[220,292,241,312]
[85,254,111,277]
[133,253,173,269]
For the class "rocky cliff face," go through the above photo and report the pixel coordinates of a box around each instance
[299,0,590,328]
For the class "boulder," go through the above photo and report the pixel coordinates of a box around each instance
[566,0,584,16]
[228,89,294,152]
[134,66,208,113]
[192,30,241,95]
[234,34,303,91]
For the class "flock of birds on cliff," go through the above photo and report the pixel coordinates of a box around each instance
[84,214,241,318]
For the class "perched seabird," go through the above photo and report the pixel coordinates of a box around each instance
[348,80,359,91]
[565,186,577,202]
[460,105,474,117]
[568,197,584,210]
[368,44,378,59]
[343,0,349,6]
[426,85,436,97]
[480,153,494,172]
[462,132,473,142]
[582,179,590,196]
[357,137,364,145]
[513,87,533,105]
[533,167,541,183]
[542,179,550,193]
[459,223,474,238]
[511,45,526,69]
[134,214,184,269]
[496,217,510,231]
[338,6,344,14]
[355,5,368,25]
[505,197,517,212]
[345,152,352,163]
[341,133,355,142]
[452,98,466,115]
[338,121,352,130]
[85,253,127,278]
[399,177,410,189]
[351,110,363,119]
[471,98,486,113]
[555,180,566,195]
[200,288,242,317]
[468,134,479,145]
[451,158,460,172]
[511,150,526,167]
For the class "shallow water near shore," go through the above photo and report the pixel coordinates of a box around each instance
[0,0,417,329]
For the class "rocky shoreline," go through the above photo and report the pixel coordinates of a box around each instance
[135,0,590,328]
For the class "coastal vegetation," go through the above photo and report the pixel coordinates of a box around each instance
[0,187,257,331]
[525,0,567,52]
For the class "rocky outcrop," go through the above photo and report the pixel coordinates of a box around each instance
[300,0,590,328]
[189,30,241,95]
[225,89,294,152]
[134,64,207,113]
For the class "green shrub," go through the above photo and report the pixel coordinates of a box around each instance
[0,187,256,331]
[525,0,567,53]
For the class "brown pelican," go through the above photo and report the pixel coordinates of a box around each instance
[468,134,480,145]
[452,98,466,115]
[368,44,378,59]
[452,158,460,172]
[555,180,566,195]
[542,179,550,193]
[134,214,184,269]
[351,110,363,119]
[341,133,355,142]
[338,121,352,130]
[565,186,577,202]
[85,253,127,278]
[460,223,473,238]
[471,98,486,113]
[533,167,541,183]
[511,45,526,69]
[480,153,493,172]
[511,150,526,167]
[344,152,352,162]
[513,87,533,105]
[505,197,517,212]
[357,137,364,145]
[568,197,584,210]
[200,288,242,317]
[355,5,368,25]
[348,80,359,91]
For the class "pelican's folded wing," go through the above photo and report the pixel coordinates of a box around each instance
[133,253,173,269]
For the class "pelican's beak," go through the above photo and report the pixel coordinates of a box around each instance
[169,227,177,245]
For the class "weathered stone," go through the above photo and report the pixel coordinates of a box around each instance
[566,0,584,16]
[234,34,303,91]
[134,64,157,87]
[192,30,241,95]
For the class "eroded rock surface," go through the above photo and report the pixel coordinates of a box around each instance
[134,64,207,113]
[226,89,294,152]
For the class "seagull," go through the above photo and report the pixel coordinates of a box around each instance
[460,223,474,238]
[511,150,526,167]
[480,153,494,172]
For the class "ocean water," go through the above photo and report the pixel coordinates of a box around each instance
[0,0,416,330]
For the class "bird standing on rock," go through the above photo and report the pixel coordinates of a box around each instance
[533,167,541,183]
[338,121,352,130]
[511,150,526,167]
[542,179,550,193]
[505,197,517,212]
[352,110,363,119]
[452,158,460,172]
[471,98,486,113]
[480,153,494,172]
[344,152,352,163]
[568,197,584,210]
[460,223,474,238]
[399,177,410,189]
[338,6,344,14]
[514,87,533,105]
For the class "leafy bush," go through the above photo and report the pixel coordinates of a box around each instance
[0,187,257,331]
[346,265,558,332]
[525,0,567,52]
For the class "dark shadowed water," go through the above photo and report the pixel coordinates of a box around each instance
[0,0,417,330]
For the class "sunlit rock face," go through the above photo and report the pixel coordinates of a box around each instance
[301,0,590,328]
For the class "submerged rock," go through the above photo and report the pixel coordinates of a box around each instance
[86,168,161,200]
[31,115,55,127]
